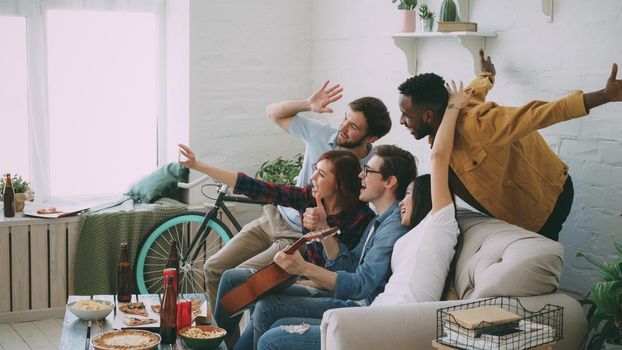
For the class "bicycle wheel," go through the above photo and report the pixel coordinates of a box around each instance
[135,212,234,295]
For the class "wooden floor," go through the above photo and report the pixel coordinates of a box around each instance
[0,319,63,350]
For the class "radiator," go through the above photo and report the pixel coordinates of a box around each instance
[0,216,80,322]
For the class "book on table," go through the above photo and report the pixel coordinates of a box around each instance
[446,305,522,330]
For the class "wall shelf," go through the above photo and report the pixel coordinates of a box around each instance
[389,31,497,75]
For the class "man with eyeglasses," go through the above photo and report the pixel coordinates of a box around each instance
[204,80,392,311]
[237,145,416,348]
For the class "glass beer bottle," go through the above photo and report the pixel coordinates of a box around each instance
[3,174,15,218]
[117,243,132,303]
[166,240,180,294]
[160,275,177,344]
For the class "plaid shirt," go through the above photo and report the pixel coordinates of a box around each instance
[234,172,375,266]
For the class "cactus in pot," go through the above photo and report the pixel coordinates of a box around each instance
[440,0,458,21]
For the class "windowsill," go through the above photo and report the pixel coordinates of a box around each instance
[0,211,81,226]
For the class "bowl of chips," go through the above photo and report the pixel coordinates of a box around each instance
[180,325,227,350]
[67,299,114,321]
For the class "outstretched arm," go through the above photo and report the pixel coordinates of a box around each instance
[178,144,237,187]
[430,82,471,214]
[583,63,622,111]
[266,80,343,131]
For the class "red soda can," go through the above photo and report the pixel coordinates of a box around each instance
[163,268,178,296]
[177,299,192,335]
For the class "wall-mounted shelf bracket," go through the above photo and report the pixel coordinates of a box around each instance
[542,0,553,22]
[390,32,497,75]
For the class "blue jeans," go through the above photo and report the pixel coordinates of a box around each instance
[213,268,333,349]
[251,294,359,349]
[213,268,255,335]
[257,318,322,350]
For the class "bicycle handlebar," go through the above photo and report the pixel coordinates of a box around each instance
[177,174,210,189]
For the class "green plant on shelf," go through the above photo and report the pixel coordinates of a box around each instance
[418,3,434,20]
[255,153,303,186]
[392,0,417,10]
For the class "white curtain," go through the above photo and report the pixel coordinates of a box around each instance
[0,0,169,199]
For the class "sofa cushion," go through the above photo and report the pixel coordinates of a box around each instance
[453,210,563,300]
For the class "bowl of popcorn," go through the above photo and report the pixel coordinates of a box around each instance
[180,326,227,350]
[67,299,114,321]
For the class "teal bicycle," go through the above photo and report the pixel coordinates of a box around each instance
[134,176,265,294]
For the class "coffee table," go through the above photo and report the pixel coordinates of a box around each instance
[60,294,227,349]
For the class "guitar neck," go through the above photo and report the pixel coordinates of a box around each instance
[284,227,338,254]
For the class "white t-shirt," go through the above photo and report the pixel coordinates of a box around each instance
[371,203,459,306]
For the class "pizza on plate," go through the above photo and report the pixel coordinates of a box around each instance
[123,316,157,327]
[91,329,160,350]
[37,207,64,214]
[119,302,148,317]
[151,298,202,316]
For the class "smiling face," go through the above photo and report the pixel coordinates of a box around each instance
[399,95,434,140]
[358,155,386,203]
[399,182,415,226]
[311,159,337,201]
[336,109,369,148]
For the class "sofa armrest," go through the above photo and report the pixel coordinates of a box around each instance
[321,300,466,350]
[320,294,586,350]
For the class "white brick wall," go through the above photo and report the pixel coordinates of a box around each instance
[189,0,622,296]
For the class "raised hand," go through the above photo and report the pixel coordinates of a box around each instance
[479,48,496,76]
[604,63,622,102]
[302,194,329,231]
[445,80,471,109]
[178,144,198,170]
[307,80,343,114]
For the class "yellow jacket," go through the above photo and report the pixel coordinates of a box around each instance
[449,73,588,232]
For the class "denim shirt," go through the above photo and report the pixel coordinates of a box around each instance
[325,202,408,304]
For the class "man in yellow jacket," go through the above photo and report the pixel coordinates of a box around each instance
[398,50,621,240]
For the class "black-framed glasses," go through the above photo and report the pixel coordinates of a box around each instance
[363,164,383,177]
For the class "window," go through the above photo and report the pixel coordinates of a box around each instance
[47,10,158,196]
[0,17,29,179]
[0,1,189,200]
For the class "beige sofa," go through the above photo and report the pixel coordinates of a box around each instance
[320,210,587,350]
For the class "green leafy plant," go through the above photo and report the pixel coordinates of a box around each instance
[0,174,31,194]
[255,153,303,186]
[392,0,417,10]
[418,3,434,19]
[577,243,622,350]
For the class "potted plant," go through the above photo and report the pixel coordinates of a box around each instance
[418,4,435,32]
[577,243,622,350]
[255,153,303,186]
[0,174,35,212]
[392,0,418,32]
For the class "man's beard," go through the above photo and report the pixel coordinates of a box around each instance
[337,134,366,149]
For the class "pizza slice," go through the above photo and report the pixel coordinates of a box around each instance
[150,304,161,314]
[190,298,201,316]
[123,316,157,327]
[37,207,63,214]
[119,302,149,317]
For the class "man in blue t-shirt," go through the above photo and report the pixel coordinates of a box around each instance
[204,80,393,309]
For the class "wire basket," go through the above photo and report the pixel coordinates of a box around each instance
[436,297,563,350]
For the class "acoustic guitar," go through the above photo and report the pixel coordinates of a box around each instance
[221,226,339,316]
